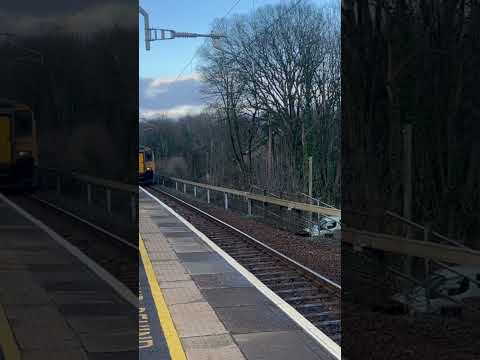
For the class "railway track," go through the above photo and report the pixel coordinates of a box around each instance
[6,193,138,294]
[146,185,342,345]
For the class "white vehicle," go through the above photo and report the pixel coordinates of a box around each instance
[308,216,341,238]
[391,266,480,314]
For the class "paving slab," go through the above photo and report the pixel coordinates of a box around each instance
[150,221,183,227]
[163,231,198,238]
[47,291,116,305]
[158,279,197,289]
[169,302,227,338]
[143,236,173,253]
[200,287,269,308]
[58,303,134,317]
[139,218,162,234]
[178,252,236,275]
[77,332,137,353]
[182,334,246,360]
[22,349,89,360]
[155,226,190,232]
[215,304,299,334]
[0,207,33,226]
[162,282,204,305]
[87,351,139,360]
[67,316,137,334]
[152,261,190,282]
[148,251,178,261]
[0,271,51,305]
[171,242,211,253]
[234,331,331,360]
[5,305,82,351]
[191,273,253,289]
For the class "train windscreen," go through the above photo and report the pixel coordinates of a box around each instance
[15,111,33,137]
[145,151,152,161]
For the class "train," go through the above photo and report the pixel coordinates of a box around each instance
[0,99,38,189]
[138,146,156,185]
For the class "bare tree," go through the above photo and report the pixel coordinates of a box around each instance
[195,0,341,200]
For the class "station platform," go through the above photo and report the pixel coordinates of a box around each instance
[139,187,338,360]
[0,194,137,360]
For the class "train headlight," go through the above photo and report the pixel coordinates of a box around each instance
[146,167,152,171]
[17,151,32,158]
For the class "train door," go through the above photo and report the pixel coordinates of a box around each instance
[150,150,155,173]
[0,115,12,165]
[139,151,145,175]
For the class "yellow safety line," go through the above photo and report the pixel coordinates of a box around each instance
[0,304,21,360]
[139,235,187,360]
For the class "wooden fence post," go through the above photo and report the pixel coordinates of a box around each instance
[87,184,92,205]
[106,189,112,214]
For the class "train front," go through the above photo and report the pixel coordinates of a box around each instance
[0,102,37,189]
[138,147,155,185]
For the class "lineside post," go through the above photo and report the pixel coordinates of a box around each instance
[106,189,112,214]
[263,189,267,215]
[194,186,197,197]
[424,222,431,313]
[42,171,47,189]
[224,193,228,210]
[183,183,186,193]
[87,184,92,205]
[317,199,321,223]
[308,156,313,223]
[56,175,61,195]
[207,189,210,203]
[131,194,137,223]
[403,124,413,276]
[175,181,178,191]
[247,198,252,216]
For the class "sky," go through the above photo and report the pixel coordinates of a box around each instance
[139,0,330,120]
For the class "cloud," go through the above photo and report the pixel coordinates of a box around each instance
[141,105,205,120]
[140,73,206,120]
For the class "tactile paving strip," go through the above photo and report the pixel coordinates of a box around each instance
[169,302,227,338]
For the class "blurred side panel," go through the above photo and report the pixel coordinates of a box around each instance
[0,1,138,359]
[342,0,480,359]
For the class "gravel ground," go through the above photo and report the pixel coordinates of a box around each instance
[160,186,341,285]
[343,246,480,359]
[343,301,480,359]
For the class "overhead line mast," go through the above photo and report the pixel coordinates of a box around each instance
[138,6,225,51]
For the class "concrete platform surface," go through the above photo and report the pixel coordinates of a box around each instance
[139,188,337,360]
[0,195,137,360]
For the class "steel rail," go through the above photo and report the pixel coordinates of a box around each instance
[29,194,138,250]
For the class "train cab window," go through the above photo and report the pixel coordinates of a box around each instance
[15,111,32,137]
[145,151,153,161]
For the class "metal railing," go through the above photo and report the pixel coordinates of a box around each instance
[385,211,480,313]
[345,210,480,315]
[161,176,341,217]
[36,167,137,223]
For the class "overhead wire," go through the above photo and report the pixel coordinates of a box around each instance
[172,0,243,84]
